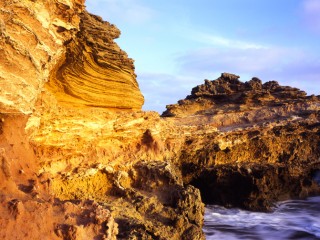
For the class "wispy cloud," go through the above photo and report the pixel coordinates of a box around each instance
[86,0,155,24]
[176,47,289,74]
[302,0,320,33]
[194,32,267,50]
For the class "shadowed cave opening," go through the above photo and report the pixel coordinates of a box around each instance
[189,165,320,212]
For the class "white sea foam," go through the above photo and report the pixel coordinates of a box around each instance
[204,196,320,240]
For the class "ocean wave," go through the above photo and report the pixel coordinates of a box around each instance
[204,196,320,240]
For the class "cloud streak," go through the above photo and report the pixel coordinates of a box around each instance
[193,32,267,50]
[177,47,298,74]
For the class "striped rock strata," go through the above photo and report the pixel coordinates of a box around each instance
[47,11,144,109]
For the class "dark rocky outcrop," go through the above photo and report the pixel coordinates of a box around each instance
[162,72,315,118]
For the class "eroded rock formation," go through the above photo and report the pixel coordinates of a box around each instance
[162,72,314,120]
[0,0,320,239]
[47,11,144,109]
[162,73,320,211]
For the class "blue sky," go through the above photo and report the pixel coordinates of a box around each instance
[86,0,320,112]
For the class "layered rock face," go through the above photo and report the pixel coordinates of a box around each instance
[1,0,320,239]
[47,11,144,109]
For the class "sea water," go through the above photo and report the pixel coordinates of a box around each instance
[204,196,320,239]
[204,172,320,240]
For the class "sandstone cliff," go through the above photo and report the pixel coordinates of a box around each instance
[0,1,201,239]
[1,1,320,239]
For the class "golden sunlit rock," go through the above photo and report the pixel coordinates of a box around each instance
[0,0,84,114]
[47,11,144,109]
